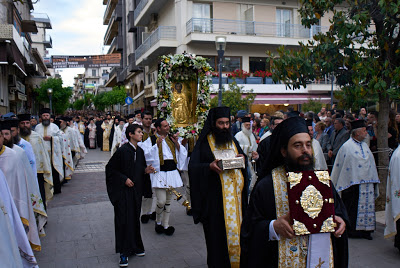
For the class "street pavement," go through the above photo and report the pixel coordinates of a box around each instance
[35,148,400,267]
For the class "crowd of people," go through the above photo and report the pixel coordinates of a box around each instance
[1,105,400,267]
[0,108,88,267]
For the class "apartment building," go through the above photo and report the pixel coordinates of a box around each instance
[72,67,112,102]
[0,1,50,114]
[128,0,339,114]
[103,0,144,114]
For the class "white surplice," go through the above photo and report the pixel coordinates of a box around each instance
[0,169,38,267]
[0,146,41,251]
[385,145,400,238]
[312,138,328,170]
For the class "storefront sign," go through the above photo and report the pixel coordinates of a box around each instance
[52,54,121,68]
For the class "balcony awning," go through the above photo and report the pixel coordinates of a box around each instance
[21,20,38,33]
[0,42,27,76]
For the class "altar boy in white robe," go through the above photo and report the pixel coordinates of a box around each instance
[142,118,187,235]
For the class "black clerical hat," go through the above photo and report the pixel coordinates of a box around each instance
[0,120,11,130]
[6,118,19,128]
[350,120,365,130]
[242,117,251,123]
[305,119,313,127]
[260,116,308,176]
[40,108,51,115]
[18,114,31,122]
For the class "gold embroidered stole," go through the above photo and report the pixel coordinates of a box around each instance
[188,135,197,153]
[156,135,177,166]
[207,134,244,268]
[272,166,308,268]
[0,146,5,155]
[142,131,150,142]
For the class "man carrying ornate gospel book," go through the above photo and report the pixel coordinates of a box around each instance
[189,106,248,268]
[241,116,349,267]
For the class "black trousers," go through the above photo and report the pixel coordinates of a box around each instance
[52,166,61,194]
[37,173,46,210]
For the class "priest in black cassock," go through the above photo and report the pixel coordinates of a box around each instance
[189,106,248,268]
[240,116,349,268]
[105,124,155,266]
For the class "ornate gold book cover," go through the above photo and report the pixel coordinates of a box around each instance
[286,170,336,235]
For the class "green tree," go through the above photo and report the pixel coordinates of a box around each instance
[270,0,400,206]
[210,82,256,115]
[84,93,94,108]
[73,99,85,110]
[301,98,325,114]
[93,86,126,111]
[34,78,73,114]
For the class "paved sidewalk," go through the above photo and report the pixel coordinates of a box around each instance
[34,149,400,267]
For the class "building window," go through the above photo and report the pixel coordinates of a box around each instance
[276,9,293,37]
[205,56,241,73]
[193,3,212,32]
[92,81,96,84]
[92,69,97,77]
[249,57,271,72]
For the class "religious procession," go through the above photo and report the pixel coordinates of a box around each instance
[1,51,400,268]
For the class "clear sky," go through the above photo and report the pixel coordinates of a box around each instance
[33,0,108,87]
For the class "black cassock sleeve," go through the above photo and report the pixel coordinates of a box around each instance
[240,175,278,267]
[105,148,128,205]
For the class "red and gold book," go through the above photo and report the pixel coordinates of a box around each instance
[286,170,336,235]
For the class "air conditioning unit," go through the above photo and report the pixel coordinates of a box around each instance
[8,74,16,87]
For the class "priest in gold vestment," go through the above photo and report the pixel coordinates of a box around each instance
[240,116,349,268]
[189,107,248,267]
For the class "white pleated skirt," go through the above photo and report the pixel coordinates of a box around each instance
[150,170,183,188]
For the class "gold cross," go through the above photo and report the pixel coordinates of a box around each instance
[315,257,325,268]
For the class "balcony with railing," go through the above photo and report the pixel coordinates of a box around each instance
[135,26,177,64]
[103,0,118,25]
[186,18,328,45]
[103,10,119,45]
[31,13,52,29]
[44,35,52,48]
[133,0,169,26]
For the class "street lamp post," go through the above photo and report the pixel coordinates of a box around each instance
[330,74,334,109]
[125,84,131,115]
[215,36,226,107]
[47,88,53,114]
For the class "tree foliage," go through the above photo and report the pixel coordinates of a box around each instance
[210,82,256,115]
[270,0,400,207]
[93,86,126,111]
[301,98,325,114]
[34,78,73,114]
[73,99,85,110]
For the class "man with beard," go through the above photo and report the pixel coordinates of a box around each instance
[331,120,380,240]
[8,118,37,175]
[0,121,42,252]
[142,118,187,235]
[240,116,348,267]
[1,120,48,238]
[111,118,125,156]
[234,116,259,192]
[18,114,53,208]
[30,116,38,131]
[35,108,66,194]
[188,107,248,267]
